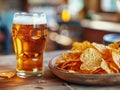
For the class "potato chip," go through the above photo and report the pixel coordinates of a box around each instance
[108,41,120,49]
[55,41,120,74]
[92,42,107,53]
[101,59,113,74]
[93,68,107,74]
[112,50,120,69]
[80,48,102,71]
[92,42,113,62]
[109,63,119,73]
[56,58,66,64]
[57,60,82,72]
[62,51,82,60]
[70,61,82,71]
[71,41,92,52]
[100,49,120,73]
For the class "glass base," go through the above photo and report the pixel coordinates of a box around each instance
[17,71,43,78]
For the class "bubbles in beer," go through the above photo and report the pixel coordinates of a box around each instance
[12,23,47,72]
[30,29,42,40]
[32,58,38,61]
[33,68,38,72]
[19,52,29,59]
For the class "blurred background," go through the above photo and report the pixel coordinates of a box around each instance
[0,0,120,55]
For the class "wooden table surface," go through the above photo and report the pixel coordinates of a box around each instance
[0,50,120,90]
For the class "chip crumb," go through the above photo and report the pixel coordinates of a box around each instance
[0,72,16,78]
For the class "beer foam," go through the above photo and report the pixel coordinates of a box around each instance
[13,14,47,25]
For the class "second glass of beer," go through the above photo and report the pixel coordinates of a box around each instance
[12,12,47,78]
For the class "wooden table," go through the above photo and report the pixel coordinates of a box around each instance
[0,50,120,90]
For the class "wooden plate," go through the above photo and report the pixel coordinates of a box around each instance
[49,55,120,85]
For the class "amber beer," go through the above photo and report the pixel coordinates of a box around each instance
[12,12,47,78]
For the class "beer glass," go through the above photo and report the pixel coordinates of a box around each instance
[12,12,47,78]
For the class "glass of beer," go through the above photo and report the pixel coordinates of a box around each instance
[12,12,47,78]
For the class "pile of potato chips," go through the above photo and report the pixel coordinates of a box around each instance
[56,41,120,74]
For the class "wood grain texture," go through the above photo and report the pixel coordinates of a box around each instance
[0,51,120,90]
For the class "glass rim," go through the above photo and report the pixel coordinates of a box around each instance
[14,12,46,16]
[13,12,47,24]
